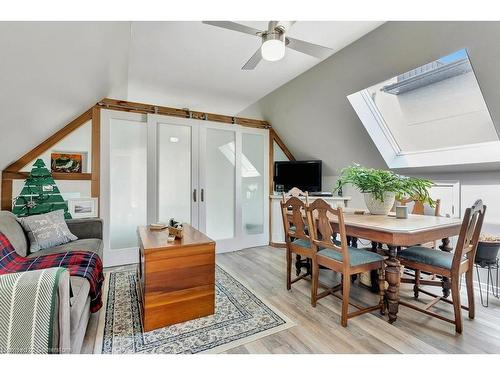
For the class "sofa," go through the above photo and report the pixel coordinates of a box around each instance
[0,211,103,353]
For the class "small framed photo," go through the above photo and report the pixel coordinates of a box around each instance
[51,152,87,173]
[68,198,98,218]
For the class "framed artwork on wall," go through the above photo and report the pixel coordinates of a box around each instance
[51,152,85,173]
[68,197,98,218]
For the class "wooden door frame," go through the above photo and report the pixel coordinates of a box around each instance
[268,128,295,247]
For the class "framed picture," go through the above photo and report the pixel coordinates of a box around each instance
[51,152,84,173]
[68,198,98,218]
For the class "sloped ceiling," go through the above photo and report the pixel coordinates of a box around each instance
[0,21,130,171]
[239,21,500,176]
[0,21,382,172]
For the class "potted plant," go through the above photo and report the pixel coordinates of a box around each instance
[476,234,500,267]
[334,164,434,215]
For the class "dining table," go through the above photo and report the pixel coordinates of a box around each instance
[295,209,463,323]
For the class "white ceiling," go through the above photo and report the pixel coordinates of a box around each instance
[0,21,382,171]
[127,21,384,114]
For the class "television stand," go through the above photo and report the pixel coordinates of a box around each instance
[309,192,334,197]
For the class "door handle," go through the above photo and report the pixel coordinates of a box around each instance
[201,188,205,202]
[193,189,197,202]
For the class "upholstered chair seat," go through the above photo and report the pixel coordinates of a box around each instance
[318,247,384,267]
[291,238,311,248]
[398,246,454,269]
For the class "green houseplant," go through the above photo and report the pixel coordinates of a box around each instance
[335,164,434,215]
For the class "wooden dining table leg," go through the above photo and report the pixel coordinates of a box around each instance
[439,237,452,298]
[370,241,380,293]
[385,245,401,323]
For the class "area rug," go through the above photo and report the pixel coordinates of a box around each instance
[93,266,295,354]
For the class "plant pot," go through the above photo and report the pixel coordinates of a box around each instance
[475,241,500,267]
[363,192,396,215]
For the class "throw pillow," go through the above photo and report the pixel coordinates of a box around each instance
[18,210,78,254]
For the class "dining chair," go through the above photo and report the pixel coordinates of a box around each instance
[280,194,316,304]
[397,198,441,291]
[305,198,386,327]
[397,199,486,333]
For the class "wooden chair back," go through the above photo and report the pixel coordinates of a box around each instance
[397,197,441,216]
[280,195,309,243]
[282,187,308,199]
[306,198,350,270]
[452,199,486,272]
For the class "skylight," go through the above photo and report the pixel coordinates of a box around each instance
[218,141,260,178]
[348,49,500,169]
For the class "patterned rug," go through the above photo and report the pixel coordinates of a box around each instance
[93,266,294,354]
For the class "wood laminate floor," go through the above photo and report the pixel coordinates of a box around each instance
[83,246,500,354]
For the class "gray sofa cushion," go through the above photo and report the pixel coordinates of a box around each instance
[18,210,77,253]
[66,218,103,240]
[27,238,103,259]
[0,211,29,256]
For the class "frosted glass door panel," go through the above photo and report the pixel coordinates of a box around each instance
[109,119,147,250]
[242,133,265,235]
[158,124,192,224]
[204,129,235,240]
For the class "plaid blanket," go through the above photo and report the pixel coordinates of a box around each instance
[0,232,104,313]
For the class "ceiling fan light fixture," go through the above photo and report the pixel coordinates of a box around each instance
[261,32,285,62]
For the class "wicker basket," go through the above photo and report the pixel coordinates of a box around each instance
[168,226,184,239]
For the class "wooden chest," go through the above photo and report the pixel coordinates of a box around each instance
[137,224,215,332]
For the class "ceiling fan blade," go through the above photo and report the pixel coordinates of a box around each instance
[242,48,262,70]
[202,21,261,37]
[286,37,333,59]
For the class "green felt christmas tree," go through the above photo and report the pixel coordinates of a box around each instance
[12,159,72,219]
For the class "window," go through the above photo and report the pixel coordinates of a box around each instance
[348,49,500,169]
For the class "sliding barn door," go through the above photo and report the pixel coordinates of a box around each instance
[199,126,237,251]
[101,111,269,266]
[147,114,199,228]
[101,110,148,267]
[199,124,269,252]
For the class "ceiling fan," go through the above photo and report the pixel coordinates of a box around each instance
[202,21,334,70]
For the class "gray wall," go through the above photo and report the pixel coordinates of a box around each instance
[239,21,500,234]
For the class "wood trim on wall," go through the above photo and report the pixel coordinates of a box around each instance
[1,179,12,211]
[4,109,92,172]
[268,128,295,247]
[270,128,295,161]
[97,98,271,129]
[91,106,101,199]
[1,108,95,212]
[1,97,293,231]
[2,171,92,180]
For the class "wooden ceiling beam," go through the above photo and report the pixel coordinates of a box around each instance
[97,98,271,129]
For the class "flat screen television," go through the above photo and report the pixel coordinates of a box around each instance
[274,160,322,192]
